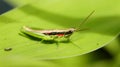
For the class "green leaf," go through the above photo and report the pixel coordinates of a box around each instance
[0,0,120,59]
[0,56,58,67]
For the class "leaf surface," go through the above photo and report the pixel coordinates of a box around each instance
[0,0,120,59]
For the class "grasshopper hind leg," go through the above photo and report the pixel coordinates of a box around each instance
[63,35,81,49]
[55,41,59,49]
[69,40,81,49]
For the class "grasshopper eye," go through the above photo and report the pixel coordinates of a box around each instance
[66,30,73,34]
[69,30,72,32]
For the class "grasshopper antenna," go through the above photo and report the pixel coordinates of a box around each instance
[76,10,95,31]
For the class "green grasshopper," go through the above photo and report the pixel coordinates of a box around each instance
[21,11,94,42]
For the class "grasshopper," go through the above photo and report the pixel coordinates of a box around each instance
[21,11,94,42]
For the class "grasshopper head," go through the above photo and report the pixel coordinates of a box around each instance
[68,28,76,32]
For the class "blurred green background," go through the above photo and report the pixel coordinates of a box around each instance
[0,0,120,67]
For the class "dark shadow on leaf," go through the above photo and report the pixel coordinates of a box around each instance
[19,4,82,27]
